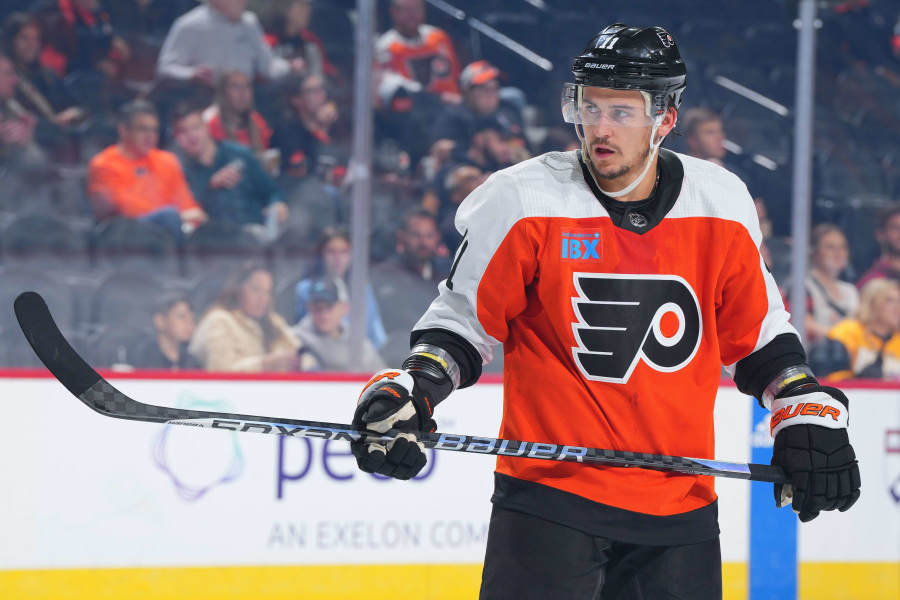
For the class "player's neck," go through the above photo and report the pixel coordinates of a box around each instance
[587,154,660,203]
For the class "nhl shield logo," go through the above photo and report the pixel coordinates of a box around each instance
[657,31,674,48]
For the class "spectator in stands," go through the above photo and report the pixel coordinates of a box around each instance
[375,0,461,103]
[858,205,900,287]
[132,293,201,370]
[294,227,387,349]
[87,99,207,235]
[264,0,337,80]
[371,209,451,362]
[34,0,130,78]
[171,103,288,233]
[432,60,525,153]
[682,107,726,166]
[202,70,276,168]
[457,117,517,173]
[540,126,580,154]
[272,72,337,179]
[189,262,316,372]
[292,278,386,372]
[0,52,47,175]
[805,224,859,342]
[817,278,900,380]
[2,13,85,142]
[425,163,486,251]
[157,0,305,86]
[383,208,450,282]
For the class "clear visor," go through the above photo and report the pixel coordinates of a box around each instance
[561,82,655,128]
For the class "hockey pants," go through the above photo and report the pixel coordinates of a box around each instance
[479,506,722,599]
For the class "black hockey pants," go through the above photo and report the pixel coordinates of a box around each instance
[479,506,722,599]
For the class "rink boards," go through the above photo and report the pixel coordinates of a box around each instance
[0,373,897,599]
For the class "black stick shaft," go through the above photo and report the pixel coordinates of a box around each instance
[14,291,787,484]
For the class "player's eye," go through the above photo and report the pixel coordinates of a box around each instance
[612,109,632,122]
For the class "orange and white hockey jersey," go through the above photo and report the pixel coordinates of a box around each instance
[413,149,796,542]
[375,25,461,96]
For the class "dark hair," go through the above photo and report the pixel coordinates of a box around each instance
[213,261,280,349]
[169,101,204,128]
[316,226,350,257]
[118,99,158,126]
[1,12,41,61]
[307,226,351,279]
[154,293,191,318]
[402,207,437,230]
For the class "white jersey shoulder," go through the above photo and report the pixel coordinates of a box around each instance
[668,151,762,245]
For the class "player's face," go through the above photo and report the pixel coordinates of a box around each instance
[580,88,655,182]
[321,237,352,277]
[813,230,849,277]
[239,270,274,320]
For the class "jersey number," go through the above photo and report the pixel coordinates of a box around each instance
[446,231,468,291]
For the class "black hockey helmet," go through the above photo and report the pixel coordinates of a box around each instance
[568,24,687,117]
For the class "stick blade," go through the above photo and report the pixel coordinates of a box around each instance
[14,291,101,398]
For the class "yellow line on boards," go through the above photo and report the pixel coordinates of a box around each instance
[1,562,896,599]
[800,562,900,600]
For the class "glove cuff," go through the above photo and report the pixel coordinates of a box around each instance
[761,364,816,409]
[406,343,461,390]
[770,391,849,437]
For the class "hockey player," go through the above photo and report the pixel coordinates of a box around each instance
[351,24,860,598]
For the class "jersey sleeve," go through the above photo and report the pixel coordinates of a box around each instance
[411,171,538,365]
[715,180,799,377]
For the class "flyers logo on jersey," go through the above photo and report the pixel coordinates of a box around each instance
[571,273,702,383]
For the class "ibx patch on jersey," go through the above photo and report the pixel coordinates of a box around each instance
[571,273,702,383]
[561,230,603,261]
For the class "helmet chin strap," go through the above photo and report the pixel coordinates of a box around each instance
[580,115,664,199]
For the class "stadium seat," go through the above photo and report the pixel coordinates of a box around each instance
[0,212,90,270]
[0,266,79,332]
[90,218,181,275]
[89,270,189,331]
[87,324,152,369]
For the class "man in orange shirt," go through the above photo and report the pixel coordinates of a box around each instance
[88,99,207,236]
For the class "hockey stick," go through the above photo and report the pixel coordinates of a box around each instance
[14,291,787,484]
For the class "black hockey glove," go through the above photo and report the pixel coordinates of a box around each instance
[351,358,453,480]
[769,385,861,522]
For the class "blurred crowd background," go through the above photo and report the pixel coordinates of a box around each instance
[0,0,898,381]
